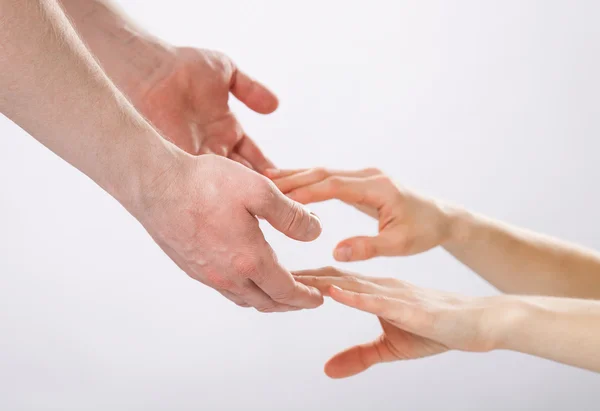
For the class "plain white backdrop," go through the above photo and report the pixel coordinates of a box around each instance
[1,1,600,410]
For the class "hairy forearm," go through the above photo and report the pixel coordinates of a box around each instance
[491,295,600,372]
[0,0,177,212]
[443,208,600,299]
[58,0,173,99]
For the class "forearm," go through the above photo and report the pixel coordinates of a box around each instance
[0,0,178,212]
[443,208,600,299]
[491,295,600,372]
[58,0,173,99]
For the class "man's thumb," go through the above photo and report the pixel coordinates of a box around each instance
[249,185,322,241]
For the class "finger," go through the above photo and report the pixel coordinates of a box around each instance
[273,168,380,195]
[218,290,250,308]
[239,280,300,313]
[247,182,322,241]
[231,68,279,114]
[324,336,397,379]
[333,234,397,262]
[252,263,324,309]
[235,136,275,173]
[293,266,392,286]
[294,275,384,297]
[286,176,387,210]
[230,152,254,170]
[329,285,397,319]
[264,168,308,179]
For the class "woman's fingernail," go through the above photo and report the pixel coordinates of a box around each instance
[334,246,352,261]
[331,285,343,293]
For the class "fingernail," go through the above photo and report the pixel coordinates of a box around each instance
[330,285,343,293]
[334,246,352,261]
[306,211,322,239]
[265,168,280,177]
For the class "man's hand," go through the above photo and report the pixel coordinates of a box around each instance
[136,154,323,312]
[59,0,278,171]
[129,47,278,171]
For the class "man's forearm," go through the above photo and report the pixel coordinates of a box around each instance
[492,295,600,372]
[443,209,600,299]
[0,0,178,212]
[58,0,173,100]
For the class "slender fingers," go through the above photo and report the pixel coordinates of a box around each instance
[271,167,381,195]
[329,285,400,320]
[294,275,385,297]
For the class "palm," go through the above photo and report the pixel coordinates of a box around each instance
[134,47,277,171]
[379,319,447,360]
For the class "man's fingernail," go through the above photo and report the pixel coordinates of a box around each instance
[307,212,322,238]
[334,246,352,261]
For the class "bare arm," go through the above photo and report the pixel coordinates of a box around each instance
[0,0,323,312]
[444,211,600,298]
[58,0,279,169]
[0,0,174,210]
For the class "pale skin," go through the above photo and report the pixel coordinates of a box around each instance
[0,0,324,312]
[269,168,600,376]
[58,0,278,170]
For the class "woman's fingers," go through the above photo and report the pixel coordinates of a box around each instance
[324,335,397,379]
[329,285,402,320]
[294,275,384,297]
[272,168,379,194]
[293,266,397,288]
[286,176,388,210]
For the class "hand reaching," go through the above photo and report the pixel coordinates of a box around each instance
[135,154,324,312]
[269,168,455,261]
[126,47,278,171]
[294,267,497,378]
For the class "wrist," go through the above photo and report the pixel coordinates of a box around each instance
[441,204,475,248]
[102,126,186,217]
[480,295,531,352]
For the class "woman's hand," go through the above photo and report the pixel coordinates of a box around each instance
[294,267,499,378]
[269,168,458,261]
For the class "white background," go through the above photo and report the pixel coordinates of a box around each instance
[1,0,600,410]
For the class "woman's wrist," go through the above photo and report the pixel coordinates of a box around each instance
[480,295,532,352]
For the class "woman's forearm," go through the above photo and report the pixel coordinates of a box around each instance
[58,0,173,99]
[492,295,600,372]
[443,208,600,299]
[0,0,177,212]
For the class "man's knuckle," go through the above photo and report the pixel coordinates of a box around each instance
[232,254,261,278]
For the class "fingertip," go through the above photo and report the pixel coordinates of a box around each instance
[333,245,352,262]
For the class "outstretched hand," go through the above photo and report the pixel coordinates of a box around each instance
[269,168,455,261]
[130,47,278,171]
[294,267,497,378]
